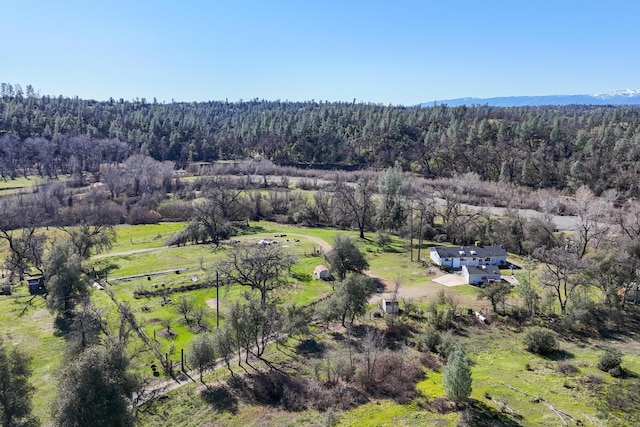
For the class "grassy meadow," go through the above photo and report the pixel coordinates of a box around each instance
[2,220,639,426]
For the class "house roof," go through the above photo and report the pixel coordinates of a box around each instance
[431,245,506,258]
[464,265,501,276]
[314,265,329,273]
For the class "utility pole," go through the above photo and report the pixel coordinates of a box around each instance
[216,270,220,328]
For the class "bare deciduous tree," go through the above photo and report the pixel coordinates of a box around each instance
[334,176,376,239]
[435,187,483,245]
[175,296,195,325]
[533,246,582,314]
[217,244,296,308]
[571,186,613,258]
[100,164,127,199]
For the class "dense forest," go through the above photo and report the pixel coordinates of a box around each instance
[3,83,640,195]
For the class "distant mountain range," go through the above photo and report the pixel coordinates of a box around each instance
[421,89,640,107]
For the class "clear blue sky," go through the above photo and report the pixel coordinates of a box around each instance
[2,0,639,105]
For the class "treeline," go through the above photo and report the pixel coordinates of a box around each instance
[3,83,640,194]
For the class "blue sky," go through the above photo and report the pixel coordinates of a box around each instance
[2,0,639,105]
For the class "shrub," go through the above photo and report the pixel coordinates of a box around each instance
[557,361,579,375]
[522,327,558,355]
[420,351,443,372]
[608,365,623,378]
[156,200,193,221]
[422,327,442,353]
[322,407,340,427]
[354,351,423,402]
[127,206,161,224]
[436,330,458,361]
[598,349,622,374]
[401,298,419,316]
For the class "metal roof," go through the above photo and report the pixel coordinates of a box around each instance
[464,265,501,276]
[432,245,506,258]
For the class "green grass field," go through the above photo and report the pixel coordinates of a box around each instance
[0,296,65,424]
[4,220,639,426]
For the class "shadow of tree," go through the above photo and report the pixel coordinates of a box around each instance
[92,260,119,280]
[459,399,523,427]
[53,316,71,336]
[201,385,239,415]
[542,349,575,361]
[236,224,267,235]
[295,338,326,358]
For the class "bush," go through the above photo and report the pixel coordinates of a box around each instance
[598,349,622,374]
[436,330,458,361]
[354,351,423,402]
[422,327,442,353]
[127,206,161,224]
[156,200,193,221]
[608,365,623,378]
[322,407,340,427]
[557,361,579,375]
[420,351,443,372]
[522,327,558,355]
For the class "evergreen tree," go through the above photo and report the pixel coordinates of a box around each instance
[442,346,472,406]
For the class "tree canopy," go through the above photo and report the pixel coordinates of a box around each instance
[324,234,369,281]
[0,339,38,427]
[52,344,139,427]
[4,86,640,194]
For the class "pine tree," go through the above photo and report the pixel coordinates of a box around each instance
[442,346,472,406]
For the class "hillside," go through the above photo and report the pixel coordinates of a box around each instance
[4,85,640,194]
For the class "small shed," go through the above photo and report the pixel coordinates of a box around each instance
[380,298,399,314]
[313,265,331,280]
[26,275,46,294]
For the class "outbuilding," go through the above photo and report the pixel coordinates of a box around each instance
[380,298,399,314]
[313,265,331,280]
[26,275,46,294]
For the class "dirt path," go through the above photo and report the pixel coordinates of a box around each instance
[92,246,179,260]
[286,233,332,252]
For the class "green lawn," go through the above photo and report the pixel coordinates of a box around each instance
[0,175,42,193]
[108,222,188,253]
[88,223,337,373]
[0,296,65,425]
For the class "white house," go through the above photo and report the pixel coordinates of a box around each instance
[429,244,507,269]
[313,265,331,280]
[462,265,502,285]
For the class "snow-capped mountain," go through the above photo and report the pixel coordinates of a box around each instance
[421,90,640,107]
[589,89,640,99]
